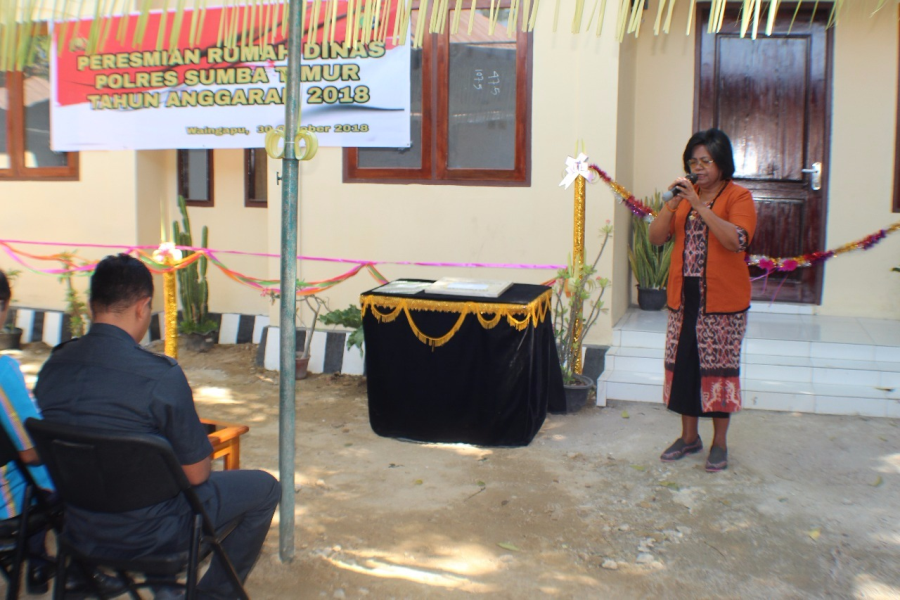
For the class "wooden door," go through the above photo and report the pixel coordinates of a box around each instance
[695,7,832,304]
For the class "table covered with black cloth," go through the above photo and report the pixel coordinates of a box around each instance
[360,282,565,447]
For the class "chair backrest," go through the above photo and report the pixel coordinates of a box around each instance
[0,423,45,496]
[25,418,191,514]
[0,423,20,470]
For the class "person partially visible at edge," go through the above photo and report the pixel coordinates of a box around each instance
[0,270,57,594]
[34,254,280,599]
[647,128,758,473]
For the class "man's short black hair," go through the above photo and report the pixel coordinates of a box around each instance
[90,254,154,313]
[0,271,10,311]
[682,128,736,180]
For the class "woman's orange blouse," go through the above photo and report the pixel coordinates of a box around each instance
[666,181,758,314]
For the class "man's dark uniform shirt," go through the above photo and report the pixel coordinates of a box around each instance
[34,323,213,556]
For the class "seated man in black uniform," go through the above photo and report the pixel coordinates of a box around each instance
[34,254,280,599]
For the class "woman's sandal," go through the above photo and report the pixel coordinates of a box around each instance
[660,437,703,462]
[705,446,728,472]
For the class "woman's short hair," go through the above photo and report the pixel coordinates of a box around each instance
[683,128,736,180]
[0,271,10,311]
[90,254,154,313]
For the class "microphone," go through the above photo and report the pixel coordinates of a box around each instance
[661,173,699,203]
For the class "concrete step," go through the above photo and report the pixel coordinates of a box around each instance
[597,369,900,418]
[605,346,900,387]
[599,309,900,418]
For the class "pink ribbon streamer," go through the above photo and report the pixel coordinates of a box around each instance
[0,239,565,271]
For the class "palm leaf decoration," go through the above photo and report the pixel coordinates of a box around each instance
[0,0,892,72]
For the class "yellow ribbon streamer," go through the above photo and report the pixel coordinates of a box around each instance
[163,257,179,358]
[264,128,319,161]
[360,291,552,348]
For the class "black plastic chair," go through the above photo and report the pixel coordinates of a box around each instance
[24,418,248,600]
[0,424,60,600]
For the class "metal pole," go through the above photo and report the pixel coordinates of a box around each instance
[278,0,303,564]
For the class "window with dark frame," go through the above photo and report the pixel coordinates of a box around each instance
[245,148,268,207]
[0,28,79,182]
[344,4,531,186]
[177,149,214,206]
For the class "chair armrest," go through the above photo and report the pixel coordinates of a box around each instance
[201,419,250,446]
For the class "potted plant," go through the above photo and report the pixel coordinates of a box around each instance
[295,295,328,379]
[0,270,23,350]
[552,223,612,413]
[172,196,218,351]
[628,191,673,311]
[57,252,90,338]
[319,304,364,358]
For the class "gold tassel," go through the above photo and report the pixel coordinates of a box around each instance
[451,0,462,34]
[507,0,519,37]
[155,0,169,51]
[584,0,598,34]
[98,0,117,54]
[751,0,760,39]
[363,0,374,44]
[626,0,642,36]
[685,0,696,36]
[614,0,628,41]
[353,0,364,48]
[571,0,584,33]
[239,0,249,48]
[594,0,606,36]
[248,0,259,47]
[188,0,201,45]
[653,0,666,35]
[309,0,320,48]
[662,0,676,34]
[413,0,428,47]
[765,0,779,36]
[216,0,228,46]
[394,0,408,43]
[378,0,391,41]
[528,0,540,31]
[262,0,272,46]
[169,0,187,51]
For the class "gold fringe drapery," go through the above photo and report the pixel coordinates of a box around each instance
[360,291,552,348]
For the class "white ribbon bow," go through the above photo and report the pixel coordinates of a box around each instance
[153,242,183,262]
[559,153,594,189]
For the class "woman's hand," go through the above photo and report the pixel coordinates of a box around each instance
[671,176,701,210]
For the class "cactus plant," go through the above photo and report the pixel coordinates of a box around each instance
[173,196,217,335]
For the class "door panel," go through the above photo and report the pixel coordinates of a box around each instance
[718,36,808,181]
[696,7,832,304]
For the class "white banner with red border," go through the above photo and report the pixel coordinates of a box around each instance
[50,3,410,151]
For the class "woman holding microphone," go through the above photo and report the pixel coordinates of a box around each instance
[649,128,757,472]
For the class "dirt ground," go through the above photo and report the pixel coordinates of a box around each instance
[11,342,900,599]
